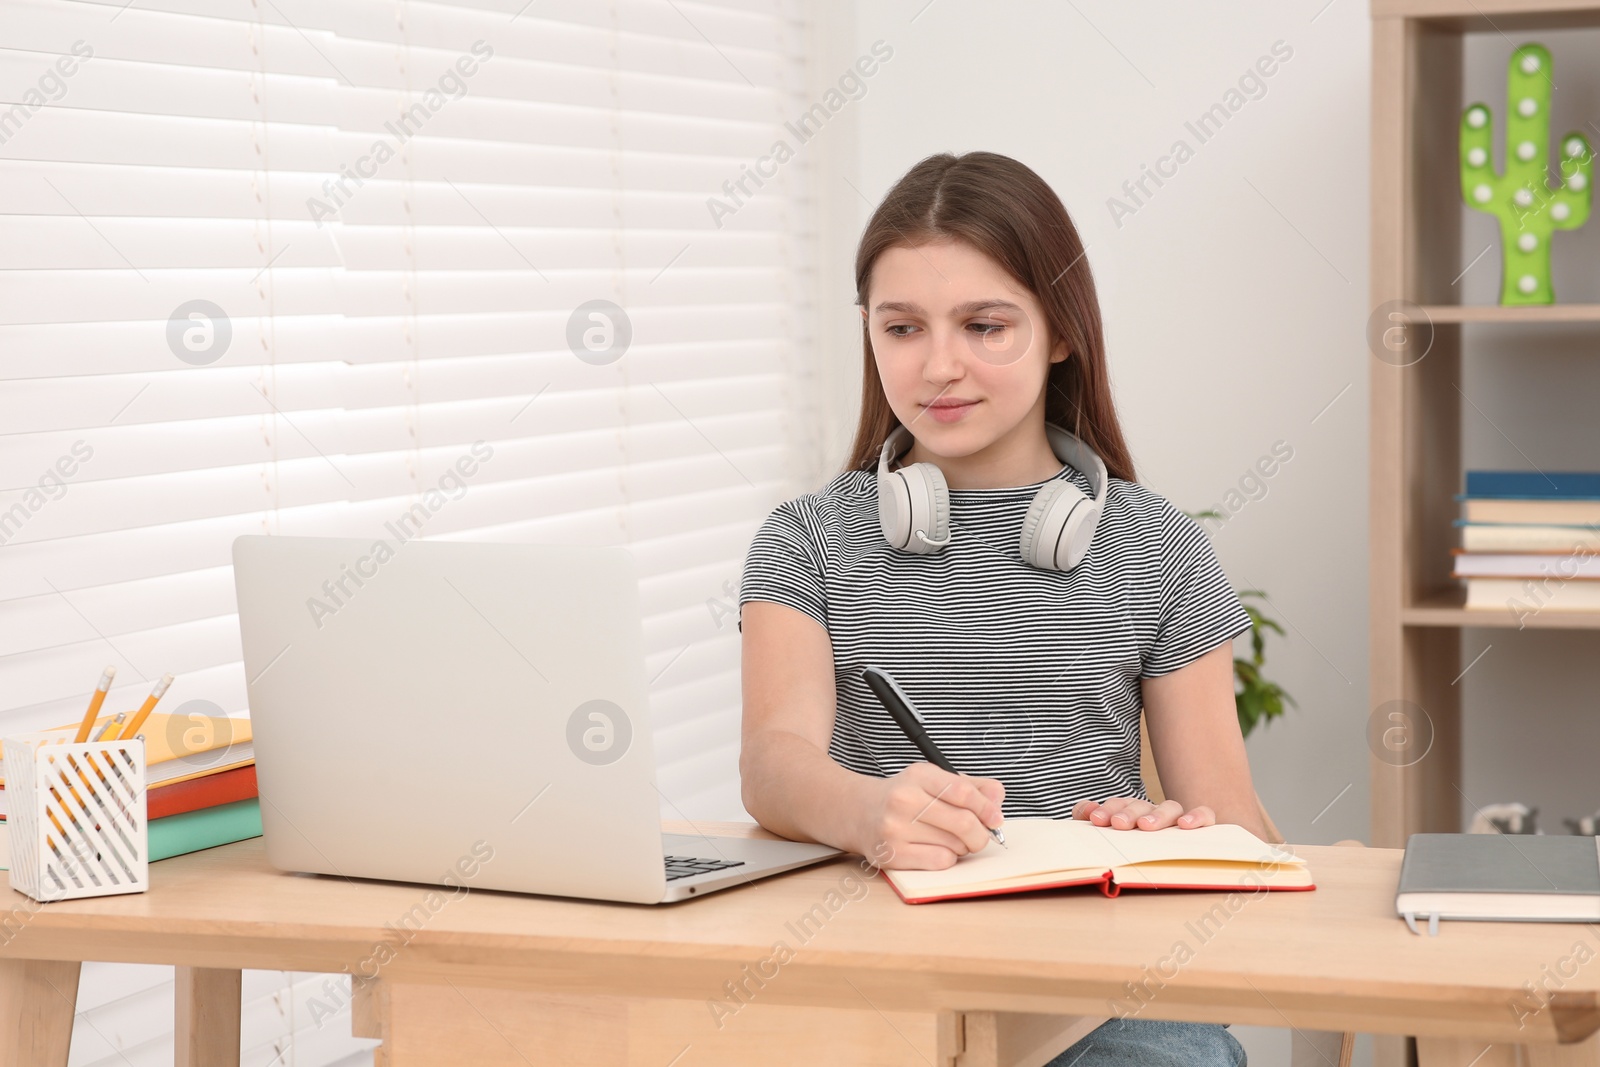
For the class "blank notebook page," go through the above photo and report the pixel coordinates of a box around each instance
[886,817,1306,897]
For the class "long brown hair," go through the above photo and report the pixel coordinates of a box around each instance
[843,151,1137,483]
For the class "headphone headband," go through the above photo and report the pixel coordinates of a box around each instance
[1040,422,1107,507]
[876,424,915,478]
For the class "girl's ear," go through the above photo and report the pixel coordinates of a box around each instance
[1049,337,1071,364]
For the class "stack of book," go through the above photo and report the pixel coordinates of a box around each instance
[0,711,260,872]
[1455,470,1600,612]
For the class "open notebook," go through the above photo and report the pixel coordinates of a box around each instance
[882,817,1315,904]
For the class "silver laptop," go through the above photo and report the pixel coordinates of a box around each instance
[231,534,840,904]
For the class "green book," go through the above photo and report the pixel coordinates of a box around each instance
[149,797,263,862]
[0,798,261,872]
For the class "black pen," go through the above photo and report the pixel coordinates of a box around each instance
[861,665,1006,847]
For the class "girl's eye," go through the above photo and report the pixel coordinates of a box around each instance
[882,321,1010,339]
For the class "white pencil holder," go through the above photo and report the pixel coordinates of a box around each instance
[4,727,148,902]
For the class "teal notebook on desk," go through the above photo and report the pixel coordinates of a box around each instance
[149,797,262,862]
[0,798,261,872]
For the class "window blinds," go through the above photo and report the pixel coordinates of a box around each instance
[1,0,820,822]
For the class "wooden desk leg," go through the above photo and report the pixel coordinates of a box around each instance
[937,1011,1105,1067]
[0,958,80,1067]
[351,976,388,1067]
[174,966,241,1067]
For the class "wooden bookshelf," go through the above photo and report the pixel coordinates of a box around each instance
[1370,10,1600,1065]
[1371,0,1600,825]
[1404,589,1600,629]
[1372,0,1600,27]
[1420,303,1600,322]
[1371,0,1600,846]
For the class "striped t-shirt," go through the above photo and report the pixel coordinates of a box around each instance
[737,459,1253,819]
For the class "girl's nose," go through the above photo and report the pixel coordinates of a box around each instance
[922,325,966,380]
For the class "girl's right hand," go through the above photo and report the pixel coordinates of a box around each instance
[857,762,1006,870]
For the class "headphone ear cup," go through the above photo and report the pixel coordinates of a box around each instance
[1019,480,1095,571]
[879,461,950,553]
[1060,497,1100,568]
[878,469,914,549]
[918,461,950,550]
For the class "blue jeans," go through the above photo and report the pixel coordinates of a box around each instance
[1046,1018,1244,1066]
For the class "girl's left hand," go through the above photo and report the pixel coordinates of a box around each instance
[1072,797,1215,830]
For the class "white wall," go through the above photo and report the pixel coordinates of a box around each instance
[805,4,1376,1063]
[817,1,1373,842]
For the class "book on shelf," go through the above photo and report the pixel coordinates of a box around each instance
[1464,578,1600,612]
[879,818,1313,904]
[1462,471,1600,500]
[1457,471,1600,611]
[1451,549,1600,579]
[1456,522,1600,553]
[1461,500,1600,525]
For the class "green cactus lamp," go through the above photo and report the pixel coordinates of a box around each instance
[1459,43,1593,306]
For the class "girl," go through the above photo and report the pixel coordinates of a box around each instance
[737,151,1261,1066]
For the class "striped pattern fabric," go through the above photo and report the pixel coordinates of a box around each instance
[738,461,1253,818]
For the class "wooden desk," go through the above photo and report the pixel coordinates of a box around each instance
[2,822,1597,1067]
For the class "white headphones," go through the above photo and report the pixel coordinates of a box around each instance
[876,420,1108,571]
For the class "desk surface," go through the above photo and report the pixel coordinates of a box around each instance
[2,822,1596,1045]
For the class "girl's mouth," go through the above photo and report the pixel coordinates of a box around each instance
[923,399,979,423]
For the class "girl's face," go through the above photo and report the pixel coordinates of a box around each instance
[861,238,1066,459]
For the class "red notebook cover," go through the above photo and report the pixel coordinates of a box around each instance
[147,764,258,820]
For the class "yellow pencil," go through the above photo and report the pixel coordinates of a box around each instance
[73,666,117,743]
[118,673,173,741]
[52,712,125,809]
[45,803,69,844]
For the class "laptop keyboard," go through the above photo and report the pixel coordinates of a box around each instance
[664,855,745,882]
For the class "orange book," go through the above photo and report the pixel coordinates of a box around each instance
[146,764,258,820]
[0,710,252,788]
